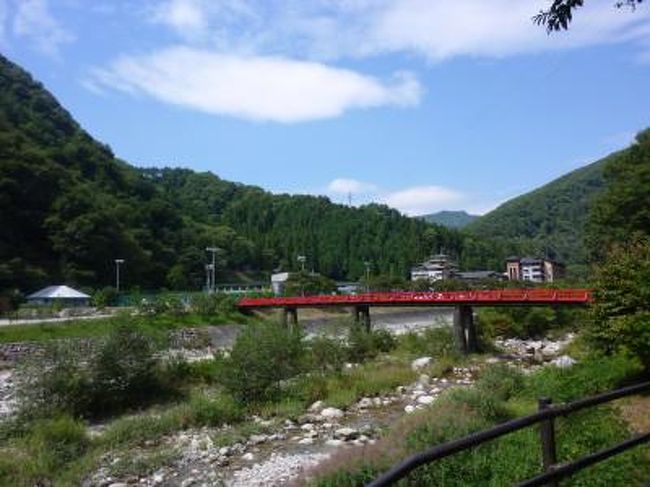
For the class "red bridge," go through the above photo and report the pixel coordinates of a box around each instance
[238,288,591,309]
[239,289,592,354]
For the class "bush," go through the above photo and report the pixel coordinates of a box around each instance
[398,327,458,359]
[306,336,347,374]
[24,416,89,477]
[88,324,168,416]
[17,324,181,420]
[588,238,650,368]
[475,364,524,402]
[17,341,92,419]
[191,293,238,317]
[91,286,118,309]
[347,325,397,363]
[220,322,305,402]
[185,393,245,426]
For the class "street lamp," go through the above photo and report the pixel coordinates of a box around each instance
[297,255,306,272]
[114,259,125,293]
[364,261,371,293]
[206,247,220,293]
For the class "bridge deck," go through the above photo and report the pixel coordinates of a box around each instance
[238,289,592,309]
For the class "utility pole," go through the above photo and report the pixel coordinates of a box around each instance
[206,247,220,293]
[114,259,125,293]
[364,261,371,293]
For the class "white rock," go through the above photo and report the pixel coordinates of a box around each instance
[411,356,432,371]
[334,427,359,440]
[300,423,315,431]
[320,407,344,419]
[418,374,430,386]
[404,405,416,413]
[417,395,435,405]
[218,447,230,456]
[357,397,373,409]
[298,437,315,445]
[325,439,345,447]
[309,400,324,413]
[552,355,577,368]
[241,452,255,461]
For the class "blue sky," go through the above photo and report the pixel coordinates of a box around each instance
[2,0,649,215]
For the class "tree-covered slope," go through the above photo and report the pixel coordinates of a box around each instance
[420,210,479,229]
[0,54,468,293]
[465,155,612,268]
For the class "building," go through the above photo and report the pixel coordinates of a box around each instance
[27,285,91,307]
[411,254,458,282]
[454,270,505,282]
[506,257,564,283]
[271,272,291,296]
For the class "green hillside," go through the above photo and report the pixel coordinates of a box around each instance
[465,155,611,269]
[0,54,466,293]
[420,210,479,229]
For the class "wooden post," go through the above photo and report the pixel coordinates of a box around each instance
[358,305,371,332]
[538,397,558,487]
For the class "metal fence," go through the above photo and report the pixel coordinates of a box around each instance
[368,380,650,486]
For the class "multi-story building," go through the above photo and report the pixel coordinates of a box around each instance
[505,256,564,283]
[410,254,458,282]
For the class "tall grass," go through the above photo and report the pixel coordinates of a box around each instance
[307,355,649,486]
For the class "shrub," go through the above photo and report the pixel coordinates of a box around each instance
[87,324,166,416]
[17,324,181,420]
[347,326,397,363]
[91,286,118,309]
[24,416,89,477]
[220,322,305,402]
[306,336,347,374]
[398,327,458,359]
[185,393,244,426]
[475,364,524,402]
[17,341,92,419]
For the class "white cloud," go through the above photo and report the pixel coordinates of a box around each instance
[88,46,422,122]
[143,1,650,61]
[152,0,207,36]
[327,178,377,194]
[382,185,463,216]
[12,0,74,55]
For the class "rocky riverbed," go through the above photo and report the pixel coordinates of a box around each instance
[0,310,578,486]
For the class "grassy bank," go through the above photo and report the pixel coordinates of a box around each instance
[307,355,649,486]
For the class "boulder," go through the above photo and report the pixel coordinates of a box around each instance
[334,427,359,441]
[320,407,344,419]
[417,395,435,405]
[552,355,577,368]
[411,356,432,371]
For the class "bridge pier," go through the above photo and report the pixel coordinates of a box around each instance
[453,305,477,354]
[354,305,371,332]
[282,306,298,329]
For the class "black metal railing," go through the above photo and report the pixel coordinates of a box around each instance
[368,380,650,487]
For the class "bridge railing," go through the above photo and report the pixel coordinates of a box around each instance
[367,380,650,487]
[238,289,592,308]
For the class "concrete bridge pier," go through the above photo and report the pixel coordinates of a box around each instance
[354,305,371,332]
[282,306,298,329]
[453,304,477,354]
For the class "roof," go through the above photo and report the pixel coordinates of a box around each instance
[27,285,90,299]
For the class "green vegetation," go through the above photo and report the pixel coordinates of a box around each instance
[420,210,479,229]
[466,155,609,273]
[309,356,648,486]
[587,129,650,260]
[588,237,650,368]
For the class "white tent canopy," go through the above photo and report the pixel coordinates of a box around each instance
[27,285,90,300]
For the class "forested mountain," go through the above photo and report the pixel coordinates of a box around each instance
[465,154,612,271]
[420,210,479,229]
[0,54,475,293]
[586,129,650,260]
